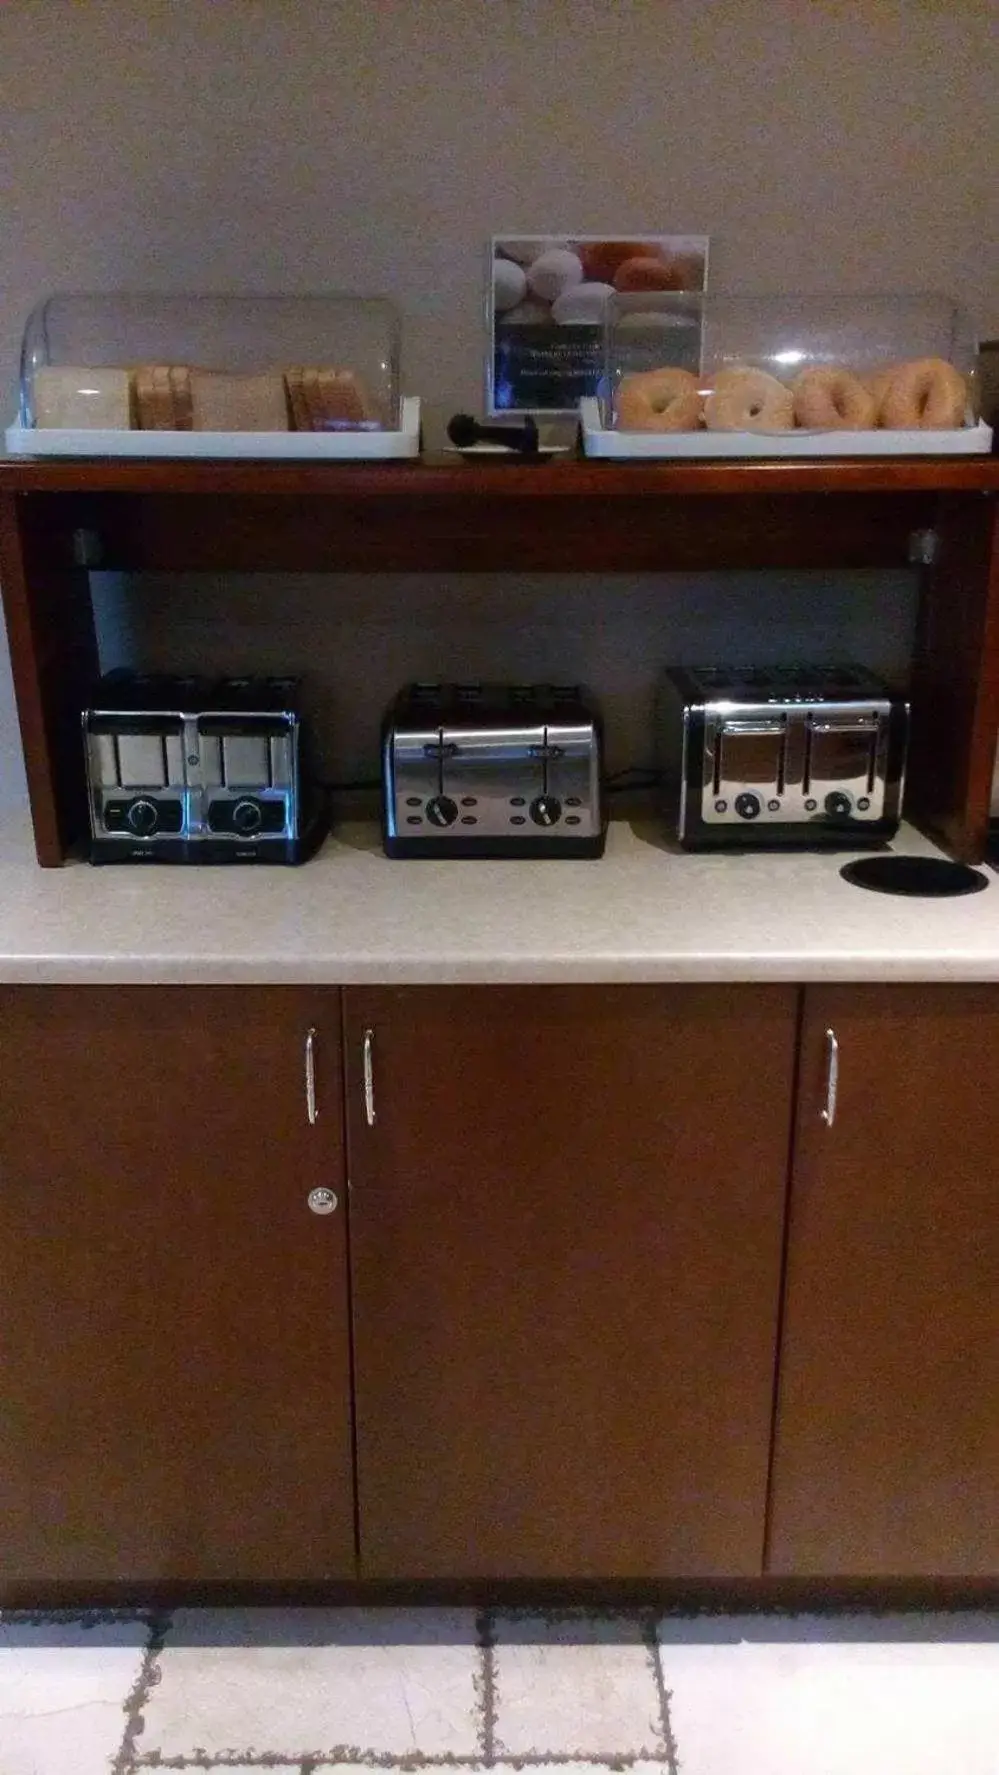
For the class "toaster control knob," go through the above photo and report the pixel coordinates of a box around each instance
[734,792,762,821]
[426,795,459,828]
[127,798,159,837]
[232,798,263,835]
[824,791,853,820]
[530,794,562,827]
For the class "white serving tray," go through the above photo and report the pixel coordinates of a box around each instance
[5,396,422,460]
[579,397,993,458]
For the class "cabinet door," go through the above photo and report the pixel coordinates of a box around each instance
[769,985,999,1577]
[0,986,353,1586]
[345,985,797,1579]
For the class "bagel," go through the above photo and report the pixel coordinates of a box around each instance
[703,367,794,432]
[879,357,967,429]
[792,367,877,430]
[616,367,702,432]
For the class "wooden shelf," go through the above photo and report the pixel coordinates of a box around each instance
[2,451,999,498]
[0,452,998,869]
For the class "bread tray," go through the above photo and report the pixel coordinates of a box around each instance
[5,396,422,460]
[579,398,993,458]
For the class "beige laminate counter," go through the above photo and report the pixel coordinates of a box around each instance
[0,810,996,985]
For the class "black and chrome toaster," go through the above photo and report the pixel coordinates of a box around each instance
[659,664,909,848]
[382,681,605,857]
[83,670,326,863]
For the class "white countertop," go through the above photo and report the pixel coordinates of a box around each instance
[0,809,998,984]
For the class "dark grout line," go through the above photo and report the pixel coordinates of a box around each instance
[475,1608,497,1765]
[131,1603,676,1772]
[114,1608,172,1775]
[644,1613,679,1775]
[130,1751,678,1769]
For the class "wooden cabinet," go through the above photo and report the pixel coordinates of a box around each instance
[1,973,997,1596]
[768,985,999,1578]
[0,986,354,1587]
[344,984,797,1579]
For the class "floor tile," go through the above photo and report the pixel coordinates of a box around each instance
[493,1612,665,1757]
[142,1607,482,1761]
[0,1617,146,1775]
[658,1616,999,1775]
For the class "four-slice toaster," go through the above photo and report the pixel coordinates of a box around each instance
[658,665,909,848]
[381,682,606,857]
[83,671,326,864]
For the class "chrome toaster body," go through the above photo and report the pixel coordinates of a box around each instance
[84,671,325,863]
[659,665,909,848]
[382,682,605,857]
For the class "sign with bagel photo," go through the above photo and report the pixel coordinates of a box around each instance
[488,234,709,415]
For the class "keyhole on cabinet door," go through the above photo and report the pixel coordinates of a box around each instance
[307,1187,338,1216]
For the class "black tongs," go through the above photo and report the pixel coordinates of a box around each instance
[447,412,541,456]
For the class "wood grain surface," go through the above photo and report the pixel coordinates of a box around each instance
[769,984,999,1578]
[0,986,354,1588]
[345,983,798,1580]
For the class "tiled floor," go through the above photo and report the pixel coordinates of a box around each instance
[1,1606,998,1775]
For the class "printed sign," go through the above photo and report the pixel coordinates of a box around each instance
[488,235,709,415]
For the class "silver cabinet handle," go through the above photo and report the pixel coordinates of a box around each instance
[363,1027,376,1127]
[304,1027,318,1125]
[821,1027,839,1128]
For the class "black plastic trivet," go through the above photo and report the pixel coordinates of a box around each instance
[840,856,990,897]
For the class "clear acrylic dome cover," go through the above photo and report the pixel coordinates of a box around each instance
[18,292,402,433]
[602,292,980,429]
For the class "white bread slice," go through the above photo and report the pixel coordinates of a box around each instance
[190,371,289,432]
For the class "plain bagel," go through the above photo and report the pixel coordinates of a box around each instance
[616,367,702,431]
[879,357,967,429]
[792,367,877,430]
[704,367,794,432]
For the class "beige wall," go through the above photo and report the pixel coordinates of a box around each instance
[0,0,996,801]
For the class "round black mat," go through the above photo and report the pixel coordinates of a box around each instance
[840,856,990,897]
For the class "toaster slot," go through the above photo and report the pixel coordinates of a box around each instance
[90,732,120,790]
[221,734,271,788]
[716,718,787,796]
[805,713,880,810]
[116,733,168,789]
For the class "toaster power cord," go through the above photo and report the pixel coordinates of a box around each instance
[604,766,661,793]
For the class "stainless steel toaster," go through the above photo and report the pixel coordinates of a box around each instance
[659,665,909,848]
[382,681,605,857]
[83,671,326,863]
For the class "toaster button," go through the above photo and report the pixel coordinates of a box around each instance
[858,796,871,811]
[566,796,582,808]
[565,816,581,825]
[405,796,422,807]
[529,794,562,827]
[734,792,762,821]
[460,797,478,807]
[510,796,526,807]
[426,795,459,828]
[126,798,160,837]
[510,815,526,825]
